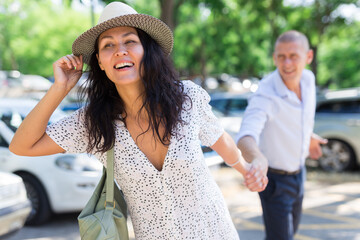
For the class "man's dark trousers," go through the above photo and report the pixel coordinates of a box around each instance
[259,167,306,240]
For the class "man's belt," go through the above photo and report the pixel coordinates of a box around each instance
[268,167,301,175]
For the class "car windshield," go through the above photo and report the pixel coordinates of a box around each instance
[0,101,66,132]
[0,111,23,132]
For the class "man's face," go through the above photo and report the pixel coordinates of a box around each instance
[273,40,313,84]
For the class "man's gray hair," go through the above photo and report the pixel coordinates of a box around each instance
[275,30,310,51]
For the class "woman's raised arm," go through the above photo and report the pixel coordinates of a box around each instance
[9,54,83,156]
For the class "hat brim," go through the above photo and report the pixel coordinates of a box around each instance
[72,14,173,64]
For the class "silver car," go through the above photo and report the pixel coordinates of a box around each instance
[0,171,31,237]
[313,88,360,172]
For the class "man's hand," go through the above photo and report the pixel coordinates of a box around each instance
[309,133,328,160]
[244,156,268,192]
[237,136,269,192]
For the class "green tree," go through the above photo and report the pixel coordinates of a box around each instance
[318,22,360,88]
[1,0,359,90]
[0,0,90,76]
[286,0,360,84]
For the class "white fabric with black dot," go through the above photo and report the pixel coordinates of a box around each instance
[46,80,240,240]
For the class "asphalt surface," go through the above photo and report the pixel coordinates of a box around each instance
[217,167,360,240]
[5,167,360,240]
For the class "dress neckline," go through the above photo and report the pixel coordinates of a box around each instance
[122,126,173,172]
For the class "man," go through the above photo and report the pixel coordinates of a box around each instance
[236,30,327,240]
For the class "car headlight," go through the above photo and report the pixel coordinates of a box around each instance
[55,154,102,172]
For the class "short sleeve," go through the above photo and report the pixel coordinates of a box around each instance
[185,81,224,147]
[46,108,88,154]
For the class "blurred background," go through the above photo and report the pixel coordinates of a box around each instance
[1,0,360,91]
[0,0,360,239]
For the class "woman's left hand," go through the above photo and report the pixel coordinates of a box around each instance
[243,156,268,192]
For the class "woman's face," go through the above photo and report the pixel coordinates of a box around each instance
[97,26,144,87]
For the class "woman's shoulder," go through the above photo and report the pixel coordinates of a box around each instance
[181,80,206,96]
[181,79,196,90]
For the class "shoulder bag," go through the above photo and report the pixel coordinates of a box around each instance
[78,148,129,240]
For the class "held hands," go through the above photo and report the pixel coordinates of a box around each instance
[52,54,83,93]
[242,156,268,192]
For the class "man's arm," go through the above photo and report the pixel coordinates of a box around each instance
[237,136,266,164]
[237,135,268,190]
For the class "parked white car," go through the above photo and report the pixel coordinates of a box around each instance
[0,171,31,237]
[0,98,102,225]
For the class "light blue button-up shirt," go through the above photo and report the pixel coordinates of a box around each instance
[236,69,316,172]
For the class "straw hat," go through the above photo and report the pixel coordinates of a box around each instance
[72,2,173,64]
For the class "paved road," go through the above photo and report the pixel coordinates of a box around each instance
[5,167,360,240]
[216,168,360,240]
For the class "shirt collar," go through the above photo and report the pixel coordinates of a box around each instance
[274,69,290,98]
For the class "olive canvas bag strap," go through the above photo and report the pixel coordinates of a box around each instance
[106,147,115,208]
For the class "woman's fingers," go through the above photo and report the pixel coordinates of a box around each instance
[245,176,267,192]
[244,165,268,192]
[70,54,83,70]
[59,54,82,71]
[53,54,84,91]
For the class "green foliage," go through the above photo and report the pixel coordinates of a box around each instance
[102,0,160,16]
[0,0,359,89]
[318,22,360,88]
[0,0,90,77]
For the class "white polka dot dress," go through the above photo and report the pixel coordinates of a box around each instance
[46,80,240,240]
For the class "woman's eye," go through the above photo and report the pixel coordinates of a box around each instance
[125,40,136,44]
[103,43,113,48]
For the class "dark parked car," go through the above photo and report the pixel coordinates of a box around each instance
[313,88,360,172]
[209,92,251,117]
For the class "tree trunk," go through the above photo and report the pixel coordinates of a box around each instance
[159,0,175,31]
[310,45,318,85]
[200,40,207,88]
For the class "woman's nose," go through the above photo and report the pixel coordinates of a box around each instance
[115,45,128,56]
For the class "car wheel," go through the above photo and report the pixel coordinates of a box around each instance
[318,139,356,172]
[17,173,52,225]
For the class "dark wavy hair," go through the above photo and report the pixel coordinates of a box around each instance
[80,28,190,153]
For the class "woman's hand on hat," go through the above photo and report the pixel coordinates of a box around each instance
[53,54,83,93]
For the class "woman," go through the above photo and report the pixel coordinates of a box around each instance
[10,2,268,239]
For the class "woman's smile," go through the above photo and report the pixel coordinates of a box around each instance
[114,61,135,70]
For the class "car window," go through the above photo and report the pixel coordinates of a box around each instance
[210,99,228,113]
[211,108,225,118]
[316,100,360,114]
[228,99,248,112]
[0,111,24,132]
[0,133,9,147]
